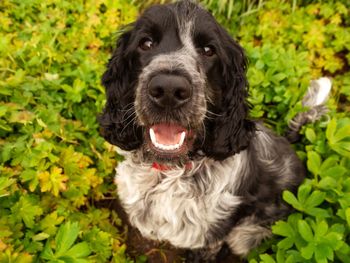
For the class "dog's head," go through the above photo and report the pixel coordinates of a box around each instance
[99,1,255,163]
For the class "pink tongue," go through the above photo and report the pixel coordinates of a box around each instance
[151,124,185,145]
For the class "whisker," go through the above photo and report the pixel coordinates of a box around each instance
[200,121,206,148]
[120,114,138,134]
[123,110,136,122]
[206,110,222,117]
[204,113,215,121]
[117,103,134,112]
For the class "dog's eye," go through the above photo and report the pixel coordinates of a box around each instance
[201,45,215,57]
[139,37,154,51]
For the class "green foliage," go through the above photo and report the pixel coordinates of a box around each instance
[0,0,137,261]
[1,0,349,262]
[202,0,265,35]
[41,221,91,262]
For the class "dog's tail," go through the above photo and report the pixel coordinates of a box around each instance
[286,77,332,143]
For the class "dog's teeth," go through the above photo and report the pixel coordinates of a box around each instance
[179,132,186,146]
[150,128,157,144]
[149,128,186,151]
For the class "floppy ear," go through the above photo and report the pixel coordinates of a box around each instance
[202,38,255,160]
[98,30,143,150]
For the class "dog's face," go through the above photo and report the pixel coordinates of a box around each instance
[99,1,254,163]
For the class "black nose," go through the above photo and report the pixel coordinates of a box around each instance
[148,74,192,108]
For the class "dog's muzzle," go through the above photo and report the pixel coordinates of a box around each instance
[135,53,207,160]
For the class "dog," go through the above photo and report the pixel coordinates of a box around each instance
[99,1,331,260]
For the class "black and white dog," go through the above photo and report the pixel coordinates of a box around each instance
[99,1,331,260]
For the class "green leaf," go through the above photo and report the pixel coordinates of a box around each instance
[32,232,50,241]
[300,243,315,260]
[345,208,350,227]
[307,151,321,176]
[319,156,339,172]
[305,191,325,208]
[283,191,303,211]
[305,128,316,143]
[297,184,311,204]
[318,177,338,191]
[40,211,65,235]
[330,142,350,158]
[55,221,80,256]
[315,244,333,262]
[325,232,343,250]
[333,126,350,143]
[285,251,303,263]
[11,195,43,228]
[326,118,337,142]
[326,118,350,157]
[314,220,328,238]
[0,178,16,197]
[38,166,68,197]
[336,242,350,262]
[83,227,112,261]
[277,237,295,250]
[256,60,265,70]
[306,207,330,218]
[329,223,345,235]
[64,242,91,258]
[260,254,276,263]
[41,240,55,260]
[320,165,347,179]
[272,221,294,237]
[271,73,287,83]
[298,220,313,242]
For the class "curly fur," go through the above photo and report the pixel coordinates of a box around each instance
[99,1,330,260]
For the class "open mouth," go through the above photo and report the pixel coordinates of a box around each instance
[148,123,189,154]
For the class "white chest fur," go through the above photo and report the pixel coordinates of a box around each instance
[115,152,248,248]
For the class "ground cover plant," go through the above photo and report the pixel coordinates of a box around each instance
[0,0,349,262]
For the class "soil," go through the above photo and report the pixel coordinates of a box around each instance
[108,198,243,263]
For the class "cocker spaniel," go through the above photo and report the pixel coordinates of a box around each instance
[99,1,331,260]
